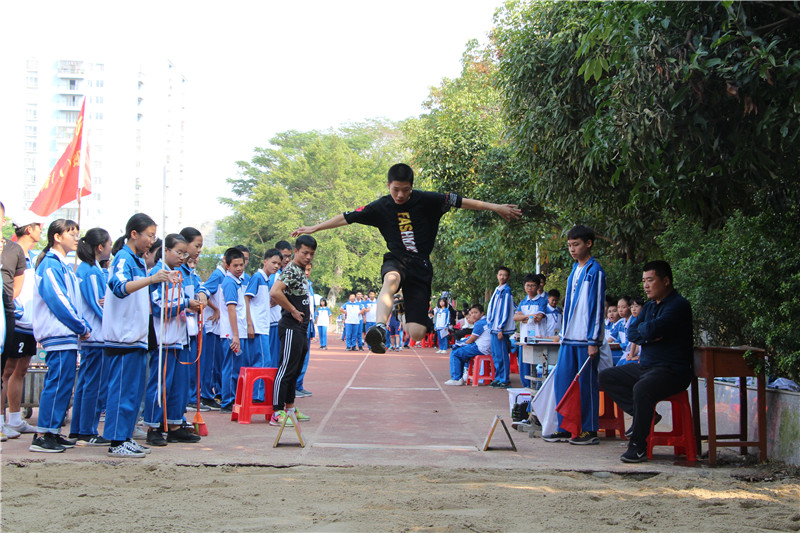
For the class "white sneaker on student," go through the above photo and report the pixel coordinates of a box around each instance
[444,379,465,386]
[5,420,38,434]
[2,424,21,439]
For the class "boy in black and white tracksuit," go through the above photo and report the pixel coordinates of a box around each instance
[269,235,317,426]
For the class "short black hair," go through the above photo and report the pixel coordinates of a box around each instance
[275,240,292,251]
[295,234,317,251]
[548,289,561,300]
[643,260,673,285]
[235,244,250,254]
[618,295,632,306]
[523,274,539,285]
[387,163,414,186]
[497,266,511,277]
[264,247,281,260]
[566,225,595,243]
[224,247,245,264]
[469,303,484,314]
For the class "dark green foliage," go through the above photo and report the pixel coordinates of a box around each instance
[658,210,800,380]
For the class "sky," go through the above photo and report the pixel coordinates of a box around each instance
[1,0,503,226]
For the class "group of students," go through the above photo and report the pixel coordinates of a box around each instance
[0,203,324,456]
[339,290,378,351]
[442,270,564,388]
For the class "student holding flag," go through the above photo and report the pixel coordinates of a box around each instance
[542,225,606,445]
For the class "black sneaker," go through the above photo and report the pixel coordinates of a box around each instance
[77,434,111,446]
[167,427,201,443]
[365,324,387,354]
[542,431,572,443]
[54,434,77,448]
[621,443,648,463]
[569,431,600,445]
[200,397,221,411]
[220,404,233,414]
[625,412,661,438]
[146,429,168,447]
[29,433,66,453]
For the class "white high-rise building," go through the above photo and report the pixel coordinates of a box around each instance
[6,55,186,237]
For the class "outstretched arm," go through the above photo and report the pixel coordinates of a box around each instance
[460,198,522,221]
[292,214,348,237]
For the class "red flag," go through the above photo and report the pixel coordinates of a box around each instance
[29,99,91,216]
[556,378,582,438]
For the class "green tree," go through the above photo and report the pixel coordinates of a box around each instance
[493,1,800,261]
[403,41,554,304]
[220,121,408,304]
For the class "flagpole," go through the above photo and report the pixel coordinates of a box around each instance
[157,165,168,410]
[75,96,88,267]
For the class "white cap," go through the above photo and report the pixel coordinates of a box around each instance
[12,211,45,229]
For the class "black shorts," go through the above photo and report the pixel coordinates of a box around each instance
[10,332,36,358]
[380,253,433,326]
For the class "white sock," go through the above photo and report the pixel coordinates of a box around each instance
[0,415,4,425]
[8,412,22,426]
[286,407,295,414]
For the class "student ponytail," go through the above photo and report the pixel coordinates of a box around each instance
[111,236,126,256]
[35,219,79,269]
[153,233,186,263]
[77,227,111,265]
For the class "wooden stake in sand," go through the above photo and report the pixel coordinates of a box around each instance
[273,410,305,448]
[482,415,517,452]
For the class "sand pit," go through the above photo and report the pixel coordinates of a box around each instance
[3,461,799,532]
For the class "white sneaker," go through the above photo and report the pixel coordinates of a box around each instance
[107,442,145,458]
[5,420,38,434]
[132,426,147,440]
[444,379,465,386]
[2,424,21,439]
[125,439,151,454]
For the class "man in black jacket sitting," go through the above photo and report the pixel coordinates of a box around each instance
[599,260,694,463]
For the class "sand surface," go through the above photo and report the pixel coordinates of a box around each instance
[3,460,799,532]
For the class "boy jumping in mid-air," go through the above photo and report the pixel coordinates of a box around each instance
[291,163,521,353]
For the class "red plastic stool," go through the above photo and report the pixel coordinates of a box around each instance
[510,352,520,374]
[467,354,495,386]
[232,367,277,424]
[647,390,697,462]
[598,390,627,439]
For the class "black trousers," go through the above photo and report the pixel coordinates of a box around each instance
[599,364,692,448]
[273,326,308,411]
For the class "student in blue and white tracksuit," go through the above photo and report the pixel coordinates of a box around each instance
[444,304,491,385]
[268,242,294,370]
[363,290,378,341]
[433,298,450,352]
[545,225,606,445]
[514,274,548,387]
[341,294,362,351]
[179,227,205,408]
[143,234,202,446]
[544,289,563,337]
[244,249,282,402]
[355,291,366,349]
[198,262,225,407]
[218,248,248,411]
[102,214,174,458]
[486,267,516,387]
[29,220,91,453]
[315,299,331,349]
[70,228,112,444]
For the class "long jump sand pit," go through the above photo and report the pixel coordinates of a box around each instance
[3,460,799,532]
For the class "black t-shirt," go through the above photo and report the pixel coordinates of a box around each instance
[343,190,463,259]
[1,239,26,314]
